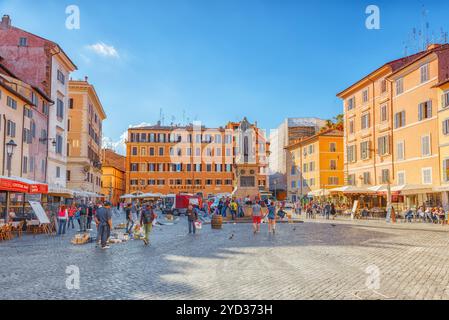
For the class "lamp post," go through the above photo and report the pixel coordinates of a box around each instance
[6,139,17,177]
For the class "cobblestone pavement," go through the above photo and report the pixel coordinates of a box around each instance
[1,213,449,300]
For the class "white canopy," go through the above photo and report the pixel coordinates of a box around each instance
[307,189,330,197]
[329,186,376,194]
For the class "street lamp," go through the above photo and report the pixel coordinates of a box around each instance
[6,139,17,177]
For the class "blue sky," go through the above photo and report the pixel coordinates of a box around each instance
[1,0,448,154]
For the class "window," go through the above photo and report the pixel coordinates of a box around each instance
[349,120,354,134]
[380,79,387,93]
[378,135,390,156]
[206,179,213,186]
[308,144,314,154]
[19,37,27,46]
[330,159,337,170]
[159,147,164,156]
[7,120,16,137]
[418,101,432,120]
[56,99,64,119]
[396,141,405,160]
[215,164,222,172]
[422,168,432,184]
[397,171,406,185]
[347,174,356,186]
[361,113,370,130]
[291,181,296,189]
[329,142,336,152]
[140,147,146,156]
[381,169,390,183]
[303,163,308,173]
[206,164,212,172]
[443,159,449,182]
[130,163,138,171]
[421,135,431,156]
[328,177,339,185]
[347,145,356,163]
[55,135,63,154]
[395,78,404,95]
[7,96,17,109]
[442,91,449,109]
[149,147,155,156]
[360,141,371,160]
[56,166,61,178]
[362,89,369,103]
[394,111,406,128]
[131,147,137,156]
[309,161,315,172]
[22,156,28,174]
[380,104,388,122]
[215,180,222,186]
[363,172,371,185]
[347,97,355,110]
[69,98,74,109]
[67,170,71,182]
[443,119,449,137]
[291,165,296,175]
[420,64,429,83]
[57,70,65,84]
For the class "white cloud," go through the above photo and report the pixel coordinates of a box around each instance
[86,42,119,58]
[102,123,152,155]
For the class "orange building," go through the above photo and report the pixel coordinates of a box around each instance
[338,43,449,209]
[125,118,269,198]
[285,129,344,202]
[101,148,126,205]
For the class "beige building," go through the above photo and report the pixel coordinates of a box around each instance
[338,43,449,209]
[67,78,106,194]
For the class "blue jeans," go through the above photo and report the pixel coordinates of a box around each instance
[58,219,67,235]
[67,216,75,229]
[126,219,134,234]
[188,220,196,234]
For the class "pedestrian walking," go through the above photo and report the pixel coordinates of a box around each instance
[95,201,113,250]
[187,204,198,234]
[125,203,134,234]
[252,201,262,234]
[67,203,76,229]
[140,203,156,246]
[267,201,276,234]
[78,202,88,232]
[330,203,336,219]
[57,205,68,235]
[86,202,94,230]
[230,199,238,220]
[324,202,331,220]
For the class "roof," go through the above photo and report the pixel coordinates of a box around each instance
[69,80,106,119]
[337,49,433,98]
[285,128,343,150]
[101,149,125,172]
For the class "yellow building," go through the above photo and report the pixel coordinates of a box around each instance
[436,80,449,206]
[338,43,449,209]
[285,129,344,202]
[101,148,126,205]
[67,78,107,195]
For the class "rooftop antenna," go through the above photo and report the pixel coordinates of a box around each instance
[182,109,186,125]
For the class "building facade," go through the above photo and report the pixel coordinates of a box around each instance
[126,118,269,197]
[0,63,51,181]
[66,79,106,194]
[101,148,126,205]
[285,129,344,202]
[338,43,449,209]
[0,15,77,193]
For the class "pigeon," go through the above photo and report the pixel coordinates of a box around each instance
[331,224,337,227]
[229,233,234,240]
[292,227,296,231]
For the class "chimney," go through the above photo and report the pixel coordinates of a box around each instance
[427,43,442,51]
[0,15,11,29]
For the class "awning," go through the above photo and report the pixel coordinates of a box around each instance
[72,190,104,198]
[134,192,163,199]
[307,189,330,197]
[120,193,136,199]
[329,185,376,194]
[391,184,434,195]
[0,176,48,194]
[48,186,74,197]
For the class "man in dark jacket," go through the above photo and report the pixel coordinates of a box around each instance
[187,204,198,234]
[95,201,112,249]
[140,203,156,246]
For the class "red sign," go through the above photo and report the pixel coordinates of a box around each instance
[0,177,48,194]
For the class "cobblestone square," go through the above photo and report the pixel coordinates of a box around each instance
[1,215,449,300]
